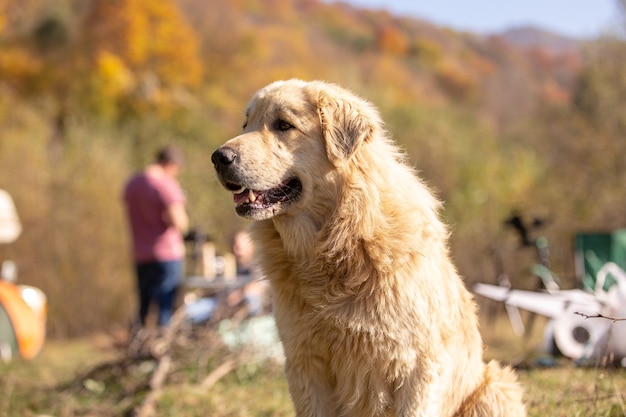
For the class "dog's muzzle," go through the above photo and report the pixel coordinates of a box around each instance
[211,145,303,219]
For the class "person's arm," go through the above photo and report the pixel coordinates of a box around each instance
[164,202,189,234]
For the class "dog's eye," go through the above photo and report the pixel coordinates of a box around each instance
[275,119,293,131]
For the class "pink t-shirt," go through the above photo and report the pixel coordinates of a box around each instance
[123,171,186,263]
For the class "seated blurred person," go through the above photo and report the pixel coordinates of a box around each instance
[227,230,268,316]
[185,230,268,323]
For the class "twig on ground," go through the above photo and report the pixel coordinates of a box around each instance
[200,355,237,390]
[133,354,172,417]
[574,312,626,323]
[132,308,188,417]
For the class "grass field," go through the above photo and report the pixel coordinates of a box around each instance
[1,316,625,417]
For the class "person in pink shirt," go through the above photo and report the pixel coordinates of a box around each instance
[123,145,188,327]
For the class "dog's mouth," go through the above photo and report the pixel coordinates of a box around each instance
[225,177,303,218]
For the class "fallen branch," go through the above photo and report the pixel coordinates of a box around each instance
[132,308,189,417]
[133,354,172,417]
[57,302,261,416]
[200,355,237,390]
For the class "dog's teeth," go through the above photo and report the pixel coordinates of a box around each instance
[248,189,256,202]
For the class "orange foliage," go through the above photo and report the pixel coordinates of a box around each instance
[84,0,202,89]
[94,51,135,99]
[540,80,570,105]
[464,53,496,77]
[0,47,42,89]
[376,24,409,56]
[435,59,477,101]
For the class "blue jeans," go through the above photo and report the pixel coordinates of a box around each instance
[135,260,183,326]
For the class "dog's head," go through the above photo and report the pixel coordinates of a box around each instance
[212,79,381,220]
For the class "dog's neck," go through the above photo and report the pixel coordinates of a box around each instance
[271,214,321,260]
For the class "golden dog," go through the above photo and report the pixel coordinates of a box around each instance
[212,79,526,417]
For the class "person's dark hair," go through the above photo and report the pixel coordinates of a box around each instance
[155,145,184,166]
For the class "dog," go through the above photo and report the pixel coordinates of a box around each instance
[212,79,526,417]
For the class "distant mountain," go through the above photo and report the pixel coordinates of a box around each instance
[497,26,582,54]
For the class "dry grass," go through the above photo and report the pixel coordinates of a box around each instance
[480,311,626,417]
[1,315,625,417]
[521,367,626,417]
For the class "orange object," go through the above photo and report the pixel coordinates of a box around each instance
[0,280,46,360]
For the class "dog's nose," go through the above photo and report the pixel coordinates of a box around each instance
[211,147,238,169]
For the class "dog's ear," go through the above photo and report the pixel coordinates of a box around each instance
[317,88,376,164]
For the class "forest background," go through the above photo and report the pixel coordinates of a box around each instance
[0,0,625,338]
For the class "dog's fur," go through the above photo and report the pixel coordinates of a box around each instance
[212,79,526,417]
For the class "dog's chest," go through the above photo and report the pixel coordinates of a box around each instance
[271,265,413,363]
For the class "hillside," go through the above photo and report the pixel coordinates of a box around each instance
[499,25,582,54]
[1,0,625,337]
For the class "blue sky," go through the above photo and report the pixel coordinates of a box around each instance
[332,0,620,38]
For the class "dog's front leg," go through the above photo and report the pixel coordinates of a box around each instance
[285,360,337,417]
[392,367,444,417]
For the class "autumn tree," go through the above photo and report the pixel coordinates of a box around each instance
[574,37,626,137]
[82,0,203,117]
[376,24,409,55]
